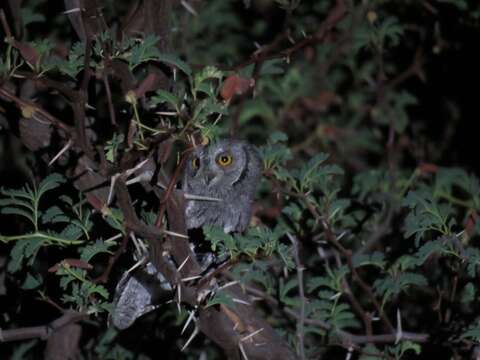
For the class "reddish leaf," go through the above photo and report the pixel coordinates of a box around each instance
[465,211,478,237]
[302,91,338,112]
[418,163,438,174]
[85,193,105,212]
[322,125,339,139]
[12,40,39,65]
[134,73,161,98]
[48,259,93,273]
[220,75,254,101]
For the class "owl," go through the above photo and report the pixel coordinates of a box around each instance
[183,139,262,233]
[111,139,261,330]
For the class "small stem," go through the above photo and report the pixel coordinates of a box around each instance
[0,232,85,245]
[436,191,474,209]
[132,102,145,142]
[62,265,87,283]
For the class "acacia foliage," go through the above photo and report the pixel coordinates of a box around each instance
[1,0,480,359]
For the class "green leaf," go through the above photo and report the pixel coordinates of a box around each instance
[21,8,46,26]
[239,99,275,124]
[359,345,383,360]
[374,272,428,303]
[279,278,298,305]
[56,42,84,78]
[157,53,192,78]
[352,252,386,269]
[42,206,69,224]
[7,237,44,272]
[1,207,34,225]
[82,282,109,299]
[193,66,223,90]
[461,321,480,340]
[11,339,38,360]
[152,89,181,111]
[104,133,124,163]
[22,272,43,290]
[461,282,476,303]
[59,223,84,241]
[206,292,234,307]
[37,173,65,199]
[129,35,161,69]
[1,187,33,200]
[80,240,115,262]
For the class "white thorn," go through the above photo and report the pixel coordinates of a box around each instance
[336,231,347,241]
[107,174,119,205]
[163,229,189,239]
[181,0,198,16]
[126,256,147,274]
[155,111,178,116]
[395,308,403,344]
[156,181,167,190]
[130,233,147,258]
[104,233,123,244]
[218,281,239,291]
[177,256,190,273]
[181,310,196,335]
[184,193,222,202]
[48,140,72,167]
[63,8,82,14]
[329,292,342,301]
[238,342,249,360]
[181,275,202,283]
[287,34,295,44]
[125,158,150,178]
[345,346,354,360]
[177,286,182,311]
[232,298,251,306]
[240,328,264,343]
[181,325,199,351]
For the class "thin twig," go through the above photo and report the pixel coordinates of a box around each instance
[287,233,306,360]
[238,281,429,346]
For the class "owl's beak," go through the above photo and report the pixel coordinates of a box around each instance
[204,171,216,186]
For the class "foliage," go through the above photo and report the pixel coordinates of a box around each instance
[1,0,480,359]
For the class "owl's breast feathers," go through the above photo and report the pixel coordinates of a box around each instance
[185,187,253,233]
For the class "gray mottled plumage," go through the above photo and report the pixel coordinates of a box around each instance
[110,262,172,329]
[183,139,262,233]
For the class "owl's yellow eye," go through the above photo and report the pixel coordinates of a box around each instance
[192,157,200,169]
[216,153,233,167]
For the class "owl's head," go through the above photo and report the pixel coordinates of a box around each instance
[183,139,260,191]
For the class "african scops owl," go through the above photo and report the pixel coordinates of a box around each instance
[182,139,262,233]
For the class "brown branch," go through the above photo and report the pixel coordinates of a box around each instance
[0,9,13,38]
[287,233,306,360]
[103,73,117,126]
[335,253,373,335]
[0,311,86,343]
[0,86,73,134]
[154,147,192,228]
[221,0,347,72]
[93,233,130,284]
